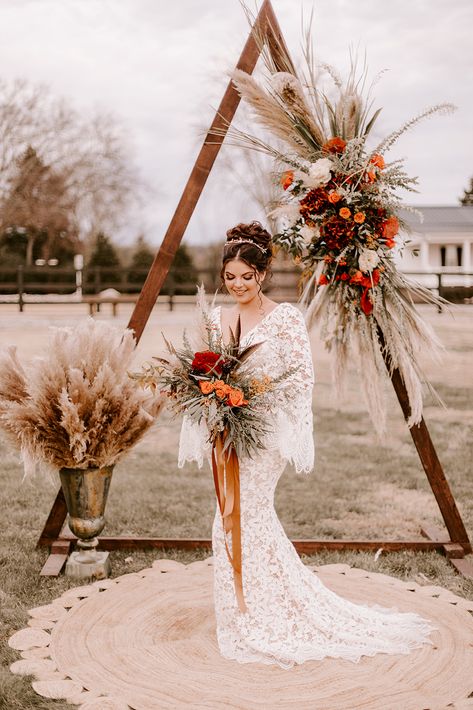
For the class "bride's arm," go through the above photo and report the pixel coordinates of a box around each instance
[273,304,315,474]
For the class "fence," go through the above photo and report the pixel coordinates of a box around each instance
[0,266,472,313]
[0,265,300,312]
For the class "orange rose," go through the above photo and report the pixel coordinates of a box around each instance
[199,381,214,395]
[318,273,329,285]
[350,270,364,285]
[385,239,395,249]
[328,191,342,204]
[227,388,247,407]
[383,215,399,240]
[354,212,365,224]
[370,154,385,169]
[365,171,377,183]
[339,207,351,220]
[213,380,230,399]
[280,170,294,190]
[322,137,347,154]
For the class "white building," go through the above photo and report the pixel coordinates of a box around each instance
[396,206,473,290]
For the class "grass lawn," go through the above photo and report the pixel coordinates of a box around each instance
[1,304,472,708]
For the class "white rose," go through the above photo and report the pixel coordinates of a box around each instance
[293,169,308,183]
[304,158,333,189]
[358,249,380,272]
[299,225,319,245]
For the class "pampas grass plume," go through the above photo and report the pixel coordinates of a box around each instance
[0,319,164,476]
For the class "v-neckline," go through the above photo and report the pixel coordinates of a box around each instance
[217,302,287,345]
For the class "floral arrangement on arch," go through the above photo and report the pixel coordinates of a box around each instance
[217,31,454,433]
[274,139,399,318]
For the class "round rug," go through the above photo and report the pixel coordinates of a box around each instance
[9,558,473,710]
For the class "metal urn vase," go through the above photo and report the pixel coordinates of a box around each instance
[59,464,114,580]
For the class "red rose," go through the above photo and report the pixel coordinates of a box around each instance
[191,350,223,375]
[299,187,330,218]
[318,273,329,285]
[360,288,373,315]
[383,216,399,240]
[322,137,347,154]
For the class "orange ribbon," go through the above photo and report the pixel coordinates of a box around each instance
[211,432,247,613]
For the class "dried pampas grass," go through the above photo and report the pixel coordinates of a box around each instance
[0,319,164,476]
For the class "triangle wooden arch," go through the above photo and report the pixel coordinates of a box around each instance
[37,0,472,577]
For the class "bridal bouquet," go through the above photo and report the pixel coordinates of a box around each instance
[130,310,280,461]
[220,32,454,433]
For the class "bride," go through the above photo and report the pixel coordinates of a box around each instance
[178,220,435,669]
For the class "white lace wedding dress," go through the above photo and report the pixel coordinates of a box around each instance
[178,302,435,668]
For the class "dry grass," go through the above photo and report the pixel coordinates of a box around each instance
[0,303,472,708]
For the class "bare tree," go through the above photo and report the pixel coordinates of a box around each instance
[0,78,142,255]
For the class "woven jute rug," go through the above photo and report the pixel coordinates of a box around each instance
[8,558,473,710]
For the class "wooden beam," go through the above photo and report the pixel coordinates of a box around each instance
[57,536,446,553]
[127,0,292,343]
[393,375,471,551]
[450,557,473,579]
[37,488,67,547]
[379,328,471,552]
[422,524,465,559]
[39,540,71,576]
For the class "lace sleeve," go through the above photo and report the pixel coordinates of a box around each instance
[178,414,211,469]
[272,304,315,474]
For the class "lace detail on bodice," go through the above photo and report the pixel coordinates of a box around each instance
[178,302,314,474]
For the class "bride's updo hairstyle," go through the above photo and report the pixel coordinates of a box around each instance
[221,221,273,281]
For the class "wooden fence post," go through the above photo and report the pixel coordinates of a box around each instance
[17,265,24,313]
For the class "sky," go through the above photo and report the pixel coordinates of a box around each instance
[0,0,472,247]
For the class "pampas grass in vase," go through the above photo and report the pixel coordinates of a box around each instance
[0,319,164,576]
[0,319,164,474]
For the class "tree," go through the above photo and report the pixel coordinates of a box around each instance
[86,233,122,293]
[130,235,154,270]
[167,244,198,294]
[87,233,121,269]
[128,235,155,288]
[0,78,142,249]
[460,177,473,206]
[0,146,77,265]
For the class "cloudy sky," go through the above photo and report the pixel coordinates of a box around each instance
[0,0,472,247]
